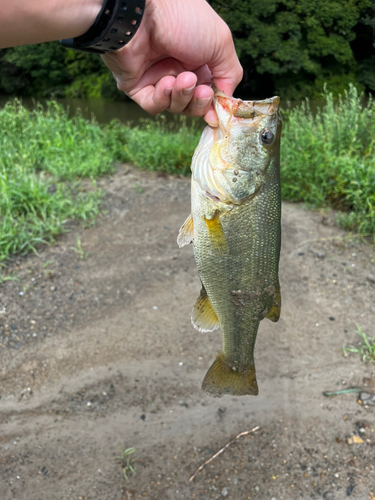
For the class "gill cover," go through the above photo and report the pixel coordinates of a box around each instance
[191,92,280,204]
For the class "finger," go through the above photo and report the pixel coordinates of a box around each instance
[203,106,219,128]
[181,85,214,118]
[127,57,187,96]
[151,75,176,113]
[167,72,198,114]
[127,74,176,115]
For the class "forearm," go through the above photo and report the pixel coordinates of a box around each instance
[0,0,103,48]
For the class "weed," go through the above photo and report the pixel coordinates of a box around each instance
[281,85,375,238]
[114,446,136,481]
[42,260,54,268]
[0,273,19,284]
[107,115,200,176]
[343,325,375,363]
[69,236,89,260]
[133,183,144,193]
[0,101,106,263]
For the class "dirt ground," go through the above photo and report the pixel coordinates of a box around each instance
[0,165,375,500]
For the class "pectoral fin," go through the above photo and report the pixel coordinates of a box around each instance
[266,284,281,322]
[204,211,226,250]
[192,286,219,332]
[177,214,194,248]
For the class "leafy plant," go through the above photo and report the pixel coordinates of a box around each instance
[343,325,375,363]
[69,237,89,260]
[281,84,375,237]
[114,446,136,481]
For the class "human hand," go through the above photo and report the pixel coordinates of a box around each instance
[102,0,242,126]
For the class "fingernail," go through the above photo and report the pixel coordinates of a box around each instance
[182,85,195,96]
[164,88,173,97]
[197,96,212,108]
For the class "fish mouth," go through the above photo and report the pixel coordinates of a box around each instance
[213,90,280,121]
[232,97,280,118]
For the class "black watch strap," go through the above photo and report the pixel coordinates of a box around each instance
[60,0,145,54]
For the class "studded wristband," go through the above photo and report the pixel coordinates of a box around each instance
[60,0,145,54]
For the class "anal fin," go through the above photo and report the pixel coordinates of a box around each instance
[192,286,219,332]
[177,214,194,248]
[266,284,281,322]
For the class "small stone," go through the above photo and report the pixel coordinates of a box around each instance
[347,484,355,496]
[316,252,325,259]
[329,317,335,321]
[19,292,23,296]
[346,435,363,445]
[359,392,375,405]
[221,487,228,497]
[50,286,55,292]
[140,414,146,421]
[366,276,375,284]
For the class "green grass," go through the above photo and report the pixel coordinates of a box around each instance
[343,325,375,363]
[281,85,375,237]
[0,99,114,262]
[105,115,201,176]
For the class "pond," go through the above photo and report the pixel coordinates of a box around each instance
[0,95,206,126]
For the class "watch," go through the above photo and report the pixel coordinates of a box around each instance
[60,0,145,54]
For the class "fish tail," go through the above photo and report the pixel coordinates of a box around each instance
[202,352,258,397]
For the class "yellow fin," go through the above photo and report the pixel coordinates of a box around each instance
[266,284,281,322]
[202,352,258,397]
[192,286,219,332]
[177,214,194,248]
[204,212,226,249]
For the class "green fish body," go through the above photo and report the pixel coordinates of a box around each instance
[178,92,282,397]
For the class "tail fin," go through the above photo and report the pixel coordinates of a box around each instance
[202,352,258,397]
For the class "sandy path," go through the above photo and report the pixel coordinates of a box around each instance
[0,166,374,500]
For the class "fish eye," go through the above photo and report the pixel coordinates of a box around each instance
[260,129,274,145]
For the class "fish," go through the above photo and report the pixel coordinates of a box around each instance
[177,90,282,397]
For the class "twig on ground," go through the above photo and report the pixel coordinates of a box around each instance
[187,426,260,484]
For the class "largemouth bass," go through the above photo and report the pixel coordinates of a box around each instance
[178,90,282,397]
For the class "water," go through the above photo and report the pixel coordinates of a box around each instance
[0,96,155,125]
